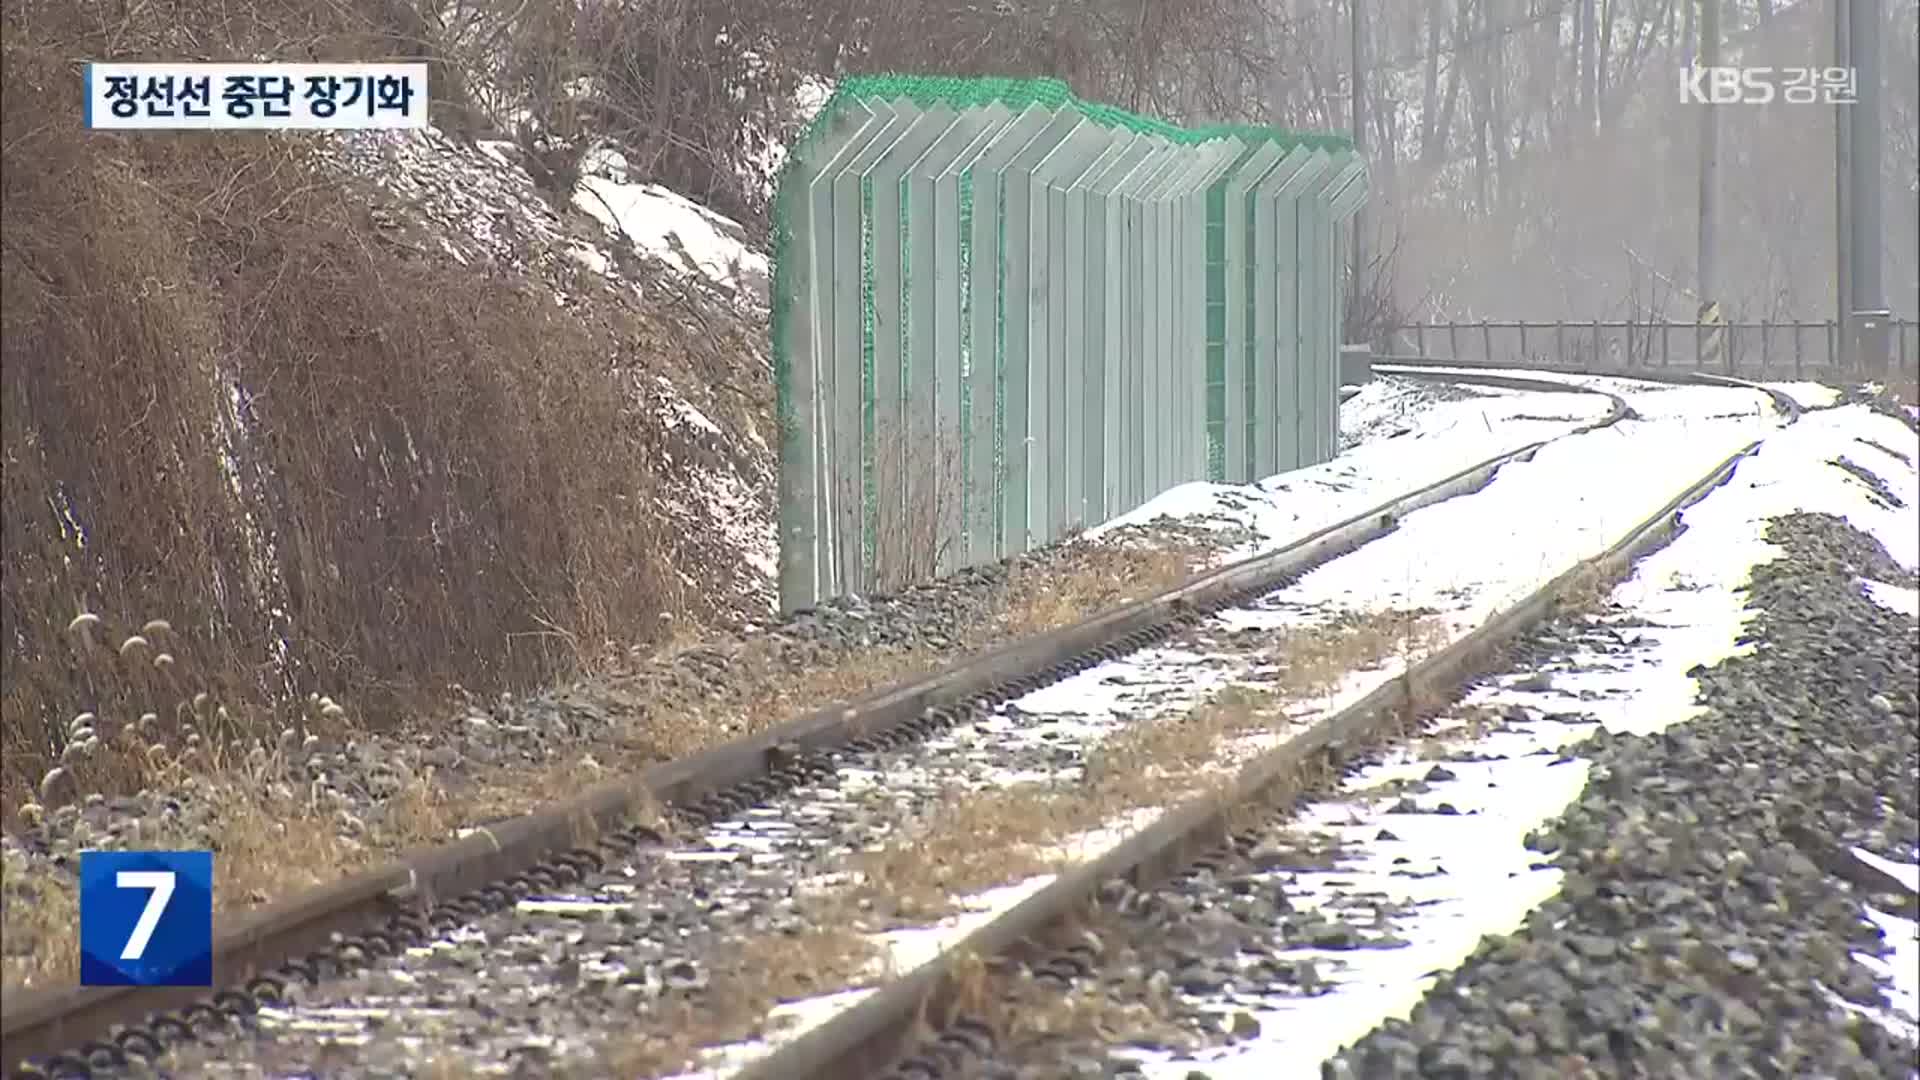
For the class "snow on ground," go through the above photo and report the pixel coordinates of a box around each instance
[870,878,1060,974]
[1212,391,1777,647]
[1114,402,1919,1078]
[1377,363,1785,416]
[1865,579,1920,618]
[1766,381,1846,408]
[1088,379,1613,563]
[574,171,769,296]
[1849,842,1920,1041]
[1335,376,1500,451]
[673,376,1794,1078]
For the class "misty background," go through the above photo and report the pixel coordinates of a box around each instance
[448,0,1920,328]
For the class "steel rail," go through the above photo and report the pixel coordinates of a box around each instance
[1372,353,1786,393]
[734,371,1800,1080]
[1,368,1760,1077]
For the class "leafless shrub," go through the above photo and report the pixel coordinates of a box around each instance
[866,417,964,594]
[823,415,959,597]
[1,0,678,809]
[1346,226,1416,352]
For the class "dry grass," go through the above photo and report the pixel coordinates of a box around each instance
[600,903,880,1078]
[1000,543,1207,639]
[0,531,1218,997]
[982,971,1202,1058]
[0,0,792,813]
[572,536,1213,769]
[0,608,647,995]
[3,747,672,997]
[2,761,455,991]
[1553,562,1622,616]
[846,609,1449,922]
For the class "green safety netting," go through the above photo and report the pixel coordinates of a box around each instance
[770,75,1363,613]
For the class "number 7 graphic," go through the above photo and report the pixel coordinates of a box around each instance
[116,870,176,961]
[79,850,213,987]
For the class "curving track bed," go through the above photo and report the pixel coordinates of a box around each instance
[762,373,1918,1080]
[6,367,1852,1080]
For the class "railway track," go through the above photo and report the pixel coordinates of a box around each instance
[733,367,1804,1080]
[2,366,1799,1079]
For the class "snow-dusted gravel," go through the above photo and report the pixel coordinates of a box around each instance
[1325,509,1917,1078]
[900,402,1918,1080]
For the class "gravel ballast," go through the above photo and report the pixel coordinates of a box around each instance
[121,558,1409,1076]
[923,508,1916,1080]
[1326,510,1917,1078]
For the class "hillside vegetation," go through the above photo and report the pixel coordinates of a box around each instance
[0,0,773,809]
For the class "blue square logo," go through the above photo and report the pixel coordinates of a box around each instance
[78,850,213,987]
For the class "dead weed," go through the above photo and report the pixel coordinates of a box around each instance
[846,609,1448,921]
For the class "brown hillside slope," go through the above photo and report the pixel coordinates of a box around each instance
[0,0,774,811]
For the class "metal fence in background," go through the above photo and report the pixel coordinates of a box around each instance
[1389,319,1920,377]
[770,76,1366,614]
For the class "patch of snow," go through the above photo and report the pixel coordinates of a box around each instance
[1765,381,1845,409]
[657,376,723,437]
[1208,410,1775,645]
[565,242,609,275]
[1335,375,1501,450]
[868,877,1057,976]
[575,177,769,294]
[754,78,840,197]
[663,877,1058,1078]
[658,989,878,1080]
[1854,850,1920,895]
[1862,579,1920,619]
[1086,385,1616,563]
[795,78,832,121]
[474,139,519,169]
[648,378,777,594]
[1850,904,1920,1046]
[580,144,631,183]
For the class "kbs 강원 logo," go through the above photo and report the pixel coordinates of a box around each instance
[1678,65,1858,105]
[78,850,214,987]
